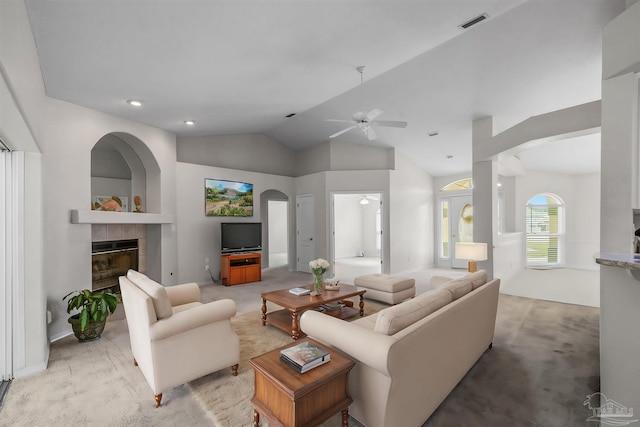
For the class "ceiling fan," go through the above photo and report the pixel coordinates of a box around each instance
[325,66,408,141]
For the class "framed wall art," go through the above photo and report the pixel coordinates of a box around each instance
[205,178,253,217]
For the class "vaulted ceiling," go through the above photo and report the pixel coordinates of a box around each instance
[25,0,624,176]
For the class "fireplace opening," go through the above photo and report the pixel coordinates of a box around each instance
[92,239,139,292]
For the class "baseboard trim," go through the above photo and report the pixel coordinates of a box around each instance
[49,330,73,343]
[13,360,47,378]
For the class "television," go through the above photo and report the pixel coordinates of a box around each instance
[221,222,262,254]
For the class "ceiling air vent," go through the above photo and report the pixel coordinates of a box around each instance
[285,113,296,118]
[459,13,488,29]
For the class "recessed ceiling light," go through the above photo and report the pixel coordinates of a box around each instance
[285,113,296,118]
[127,99,143,107]
[184,120,195,126]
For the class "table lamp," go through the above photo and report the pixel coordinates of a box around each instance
[455,242,488,272]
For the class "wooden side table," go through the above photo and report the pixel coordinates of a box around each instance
[250,338,355,427]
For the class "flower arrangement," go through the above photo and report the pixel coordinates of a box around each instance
[309,258,330,294]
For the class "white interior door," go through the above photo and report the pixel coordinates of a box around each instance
[296,195,314,272]
[450,195,473,269]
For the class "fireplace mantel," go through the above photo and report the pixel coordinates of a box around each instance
[70,209,174,224]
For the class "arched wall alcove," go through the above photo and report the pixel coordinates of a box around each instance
[89,132,165,281]
[260,189,290,269]
[91,132,161,213]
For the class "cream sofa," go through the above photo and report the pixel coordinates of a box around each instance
[119,269,240,407]
[299,270,500,427]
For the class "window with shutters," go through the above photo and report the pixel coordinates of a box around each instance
[526,194,564,267]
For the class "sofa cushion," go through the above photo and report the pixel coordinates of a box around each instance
[354,274,415,292]
[467,270,488,290]
[126,270,173,319]
[374,289,452,335]
[439,277,473,300]
[352,313,377,331]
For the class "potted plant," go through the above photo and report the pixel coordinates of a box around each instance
[64,288,120,342]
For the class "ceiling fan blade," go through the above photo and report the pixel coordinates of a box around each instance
[325,119,357,124]
[365,108,383,121]
[372,120,408,128]
[329,125,357,139]
[364,126,377,140]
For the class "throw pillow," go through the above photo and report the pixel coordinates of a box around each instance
[467,270,488,290]
[439,277,473,300]
[374,289,452,335]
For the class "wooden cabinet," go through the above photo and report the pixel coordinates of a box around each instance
[220,252,261,286]
[250,338,355,427]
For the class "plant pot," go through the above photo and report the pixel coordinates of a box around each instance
[68,314,106,342]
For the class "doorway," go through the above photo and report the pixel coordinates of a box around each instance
[267,200,288,267]
[331,193,382,279]
[439,194,473,269]
[296,194,314,273]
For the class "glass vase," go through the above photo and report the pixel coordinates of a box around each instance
[313,273,324,294]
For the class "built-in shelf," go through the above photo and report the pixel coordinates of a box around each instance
[70,209,174,224]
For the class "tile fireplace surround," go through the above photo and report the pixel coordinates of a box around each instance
[92,224,147,274]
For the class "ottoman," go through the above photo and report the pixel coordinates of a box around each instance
[354,274,416,305]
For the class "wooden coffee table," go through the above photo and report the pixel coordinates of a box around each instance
[250,338,355,427]
[261,284,365,340]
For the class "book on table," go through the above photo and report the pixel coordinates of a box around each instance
[280,341,330,373]
[289,287,311,296]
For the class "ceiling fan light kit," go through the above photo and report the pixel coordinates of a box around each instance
[325,66,408,141]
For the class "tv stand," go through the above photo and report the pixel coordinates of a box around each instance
[220,252,261,286]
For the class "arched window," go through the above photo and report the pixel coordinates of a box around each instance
[526,194,564,267]
[441,178,473,192]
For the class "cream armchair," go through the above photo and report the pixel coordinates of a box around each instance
[119,269,240,407]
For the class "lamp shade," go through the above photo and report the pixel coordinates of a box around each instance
[455,242,488,261]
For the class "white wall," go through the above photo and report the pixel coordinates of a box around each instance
[515,170,600,270]
[362,200,380,256]
[333,195,363,259]
[0,0,179,347]
[20,152,46,376]
[177,134,297,177]
[389,150,435,273]
[176,162,294,284]
[601,0,640,413]
[493,232,525,284]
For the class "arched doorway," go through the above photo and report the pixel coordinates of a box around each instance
[260,190,289,269]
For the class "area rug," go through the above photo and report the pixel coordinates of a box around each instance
[188,301,387,427]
